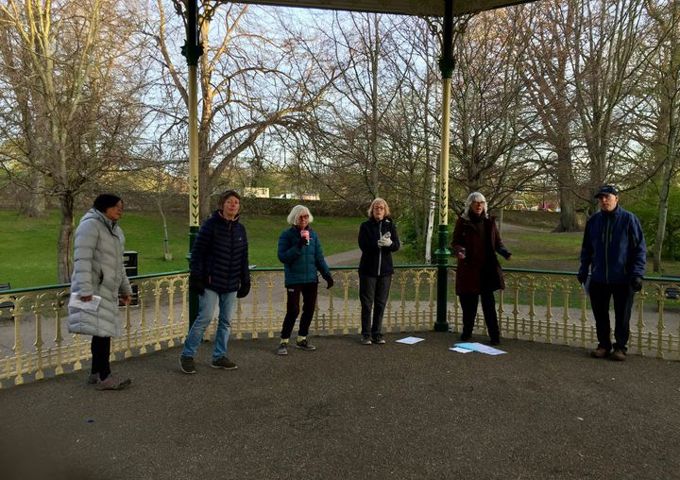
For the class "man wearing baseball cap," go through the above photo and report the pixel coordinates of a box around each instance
[577,185,646,361]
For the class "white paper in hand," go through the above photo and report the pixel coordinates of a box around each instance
[69,293,102,313]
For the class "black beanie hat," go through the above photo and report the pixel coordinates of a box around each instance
[93,193,122,212]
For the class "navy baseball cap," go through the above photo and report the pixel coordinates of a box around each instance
[594,185,619,198]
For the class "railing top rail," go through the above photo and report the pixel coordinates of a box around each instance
[2,265,677,294]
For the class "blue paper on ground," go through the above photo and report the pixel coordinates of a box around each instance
[453,342,507,355]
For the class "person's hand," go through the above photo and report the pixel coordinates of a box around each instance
[120,294,132,306]
[237,280,251,298]
[377,235,392,248]
[189,275,205,295]
[577,272,588,285]
[631,276,643,292]
[323,273,334,289]
[453,247,466,260]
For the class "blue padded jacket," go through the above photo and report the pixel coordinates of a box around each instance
[190,211,249,293]
[578,206,646,284]
[277,226,330,287]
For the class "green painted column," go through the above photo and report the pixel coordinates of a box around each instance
[182,0,203,327]
[434,0,455,332]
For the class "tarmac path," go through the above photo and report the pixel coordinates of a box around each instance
[2,331,680,480]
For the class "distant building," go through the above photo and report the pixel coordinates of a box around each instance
[244,187,270,198]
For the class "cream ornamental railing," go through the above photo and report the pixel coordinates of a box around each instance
[0,268,678,387]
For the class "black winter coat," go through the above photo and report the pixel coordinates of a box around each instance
[358,217,400,277]
[190,211,249,293]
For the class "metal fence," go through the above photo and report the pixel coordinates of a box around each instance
[1,267,679,387]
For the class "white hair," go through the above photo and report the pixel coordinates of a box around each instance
[462,192,488,219]
[287,204,314,225]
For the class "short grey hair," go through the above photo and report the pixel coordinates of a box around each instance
[287,204,314,225]
[462,192,488,219]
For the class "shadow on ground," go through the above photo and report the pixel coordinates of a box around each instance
[2,332,680,480]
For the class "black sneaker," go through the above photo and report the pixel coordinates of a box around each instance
[372,335,386,345]
[277,343,288,356]
[460,333,472,342]
[211,357,238,370]
[295,339,316,351]
[361,336,372,345]
[179,355,197,374]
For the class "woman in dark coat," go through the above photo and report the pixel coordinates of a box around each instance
[451,192,511,345]
[358,198,400,344]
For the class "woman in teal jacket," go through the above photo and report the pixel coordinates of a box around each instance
[276,205,333,355]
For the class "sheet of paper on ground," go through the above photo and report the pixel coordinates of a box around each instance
[452,342,507,355]
[395,336,425,345]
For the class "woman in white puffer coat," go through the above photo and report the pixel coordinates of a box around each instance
[69,194,133,390]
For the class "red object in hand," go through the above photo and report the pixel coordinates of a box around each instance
[301,229,310,245]
[456,247,466,260]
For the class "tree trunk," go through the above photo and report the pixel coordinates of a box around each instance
[653,164,671,273]
[57,192,75,284]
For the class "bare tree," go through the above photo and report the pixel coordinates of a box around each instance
[448,9,536,209]
[518,1,580,231]
[638,0,680,272]
[152,1,335,218]
[0,0,150,282]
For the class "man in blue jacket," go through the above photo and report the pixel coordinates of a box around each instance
[578,185,646,361]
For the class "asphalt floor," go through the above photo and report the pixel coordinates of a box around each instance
[2,331,680,480]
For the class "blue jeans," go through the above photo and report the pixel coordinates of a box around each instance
[182,289,236,360]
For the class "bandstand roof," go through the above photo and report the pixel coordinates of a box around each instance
[233,0,537,17]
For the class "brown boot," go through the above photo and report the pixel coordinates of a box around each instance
[590,347,610,359]
[610,349,626,361]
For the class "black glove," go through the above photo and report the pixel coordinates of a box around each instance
[577,272,588,285]
[298,237,308,248]
[631,276,643,292]
[237,280,251,298]
[189,275,205,295]
[322,273,334,289]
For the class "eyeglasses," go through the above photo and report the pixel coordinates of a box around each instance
[299,215,309,219]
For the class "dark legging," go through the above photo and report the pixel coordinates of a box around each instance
[91,336,111,380]
[458,291,500,342]
[280,283,318,339]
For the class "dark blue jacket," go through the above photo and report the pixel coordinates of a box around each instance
[358,217,400,277]
[277,226,330,287]
[190,211,249,293]
[579,206,646,284]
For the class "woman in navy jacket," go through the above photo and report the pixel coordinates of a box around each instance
[358,198,400,344]
[276,205,333,355]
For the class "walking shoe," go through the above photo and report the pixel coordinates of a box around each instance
[489,338,501,346]
[611,349,626,362]
[87,373,99,385]
[295,338,317,351]
[211,357,238,370]
[96,375,131,391]
[179,355,197,374]
[590,347,610,359]
[460,333,472,342]
[277,343,288,356]
[372,335,386,345]
[361,336,372,345]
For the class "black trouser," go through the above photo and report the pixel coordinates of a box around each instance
[281,283,318,339]
[91,336,111,380]
[589,281,634,352]
[359,274,392,338]
[458,291,500,341]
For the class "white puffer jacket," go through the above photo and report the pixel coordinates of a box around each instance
[68,209,132,337]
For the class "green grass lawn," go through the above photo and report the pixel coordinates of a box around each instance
[1,210,678,289]
[0,210,364,288]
